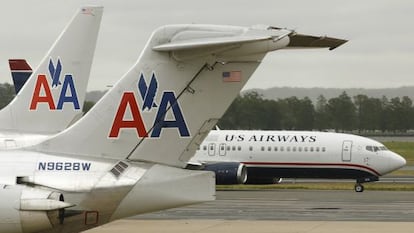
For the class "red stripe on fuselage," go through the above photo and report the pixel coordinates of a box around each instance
[242,162,381,177]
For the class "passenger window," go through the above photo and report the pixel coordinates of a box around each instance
[261,146,265,151]
[238,146,241,151]
[203,146,207,151]
[232,146,236,151]
[280,146,284,152]
[287,147,291,152]
[304,147,308,152]
[274,147,278,152]
[268,146,271,151]
[249,146,253,151]
[310,147,314,152]
[227,146,231,151]
[316,147,320,152]
[322,147,326,152]
[298,147,302,152]
[292,147,296,152]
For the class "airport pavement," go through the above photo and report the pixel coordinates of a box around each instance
[85,190,414,233]
[136,190,414,221]
[86,219,414,233]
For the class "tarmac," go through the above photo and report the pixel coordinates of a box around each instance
[85,190,414,233]
[87,219,414,233]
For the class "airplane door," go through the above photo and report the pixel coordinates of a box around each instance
[219,143,226,156]
[208,143,216,156]
[342,140,352,161]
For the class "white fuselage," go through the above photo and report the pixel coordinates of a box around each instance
[0,151,214,233]
[190,130,406,182]
[0,131,50,150]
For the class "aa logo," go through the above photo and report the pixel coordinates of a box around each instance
[109,72,190,138]
[30,58,79,110]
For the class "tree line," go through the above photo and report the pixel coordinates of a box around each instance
[218,91,414,133]
[1,82,413,133]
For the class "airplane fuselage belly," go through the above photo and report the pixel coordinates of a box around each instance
[245,165,376,181]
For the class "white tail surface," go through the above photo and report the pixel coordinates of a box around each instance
[0,6,103,134]
[34,25,345,168]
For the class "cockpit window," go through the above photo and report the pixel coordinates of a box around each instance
[380,146,388,151]
[366,145,388,152]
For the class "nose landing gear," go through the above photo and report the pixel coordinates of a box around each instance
[354,183,364,192]
[355,176,379,192]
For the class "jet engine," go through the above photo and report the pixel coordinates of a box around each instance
[0,185,74,233]
[203,162,247,184]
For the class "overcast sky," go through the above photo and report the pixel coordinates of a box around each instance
[0,0,413,91]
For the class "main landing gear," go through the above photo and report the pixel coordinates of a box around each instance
[355,176,379,192]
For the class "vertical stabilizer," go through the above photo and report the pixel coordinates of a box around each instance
[9,59,32,94]
[34,25,345,168]
[0,6,103,134]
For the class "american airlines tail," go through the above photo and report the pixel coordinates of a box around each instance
[33,24,346,168]
[9,59,32,94]
[0,6,102,134]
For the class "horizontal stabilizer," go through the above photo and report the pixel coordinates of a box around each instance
[153,35,273,51]
[287,33,347,50]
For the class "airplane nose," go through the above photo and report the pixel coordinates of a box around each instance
[389,152,406,171]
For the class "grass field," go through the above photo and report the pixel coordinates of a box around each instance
[384,141,414,165]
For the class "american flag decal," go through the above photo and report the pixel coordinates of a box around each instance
[222,71,242,82]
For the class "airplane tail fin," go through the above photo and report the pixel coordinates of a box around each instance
[9,59,32,94]
[34,25,345,168]
[0,6,103,134]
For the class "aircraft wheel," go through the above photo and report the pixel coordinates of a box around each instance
[273,178,283,184]
[354,184,364,192]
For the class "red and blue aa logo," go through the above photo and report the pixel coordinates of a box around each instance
[109,72,190,139]
[30,58,79,110]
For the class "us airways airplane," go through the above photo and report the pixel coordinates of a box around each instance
[0,14,346,233]
[188,130,406,192]
[0,6,102,150]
